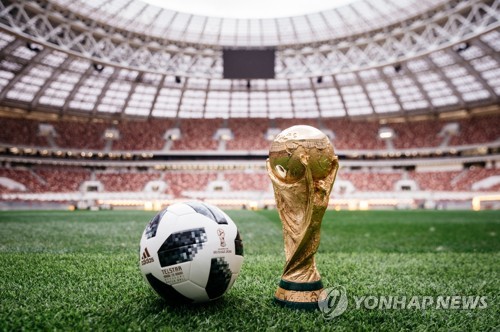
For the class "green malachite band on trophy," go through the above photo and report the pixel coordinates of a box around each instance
[274,297,327,310]
[279,279,323,291]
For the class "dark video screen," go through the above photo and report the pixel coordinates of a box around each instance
[223,48,275,79]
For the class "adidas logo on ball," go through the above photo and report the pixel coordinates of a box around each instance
[141,247,154,265]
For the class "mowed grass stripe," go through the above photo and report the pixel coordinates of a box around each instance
[0,209,498,331]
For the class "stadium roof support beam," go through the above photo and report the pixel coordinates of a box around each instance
[233,19,239,46]
[289,17,300,42]
[399,66,436,115]
[174,78,188,119]
[354,71,378,116]
[160,12,179,38]
[124,3,149,32]
[119,78,138,118]
[360,1,386,27]
[318,12,334,37]
[101,0,136,24]
[143,8,165,34]
[62,64,95,115]
[147,74,166,119]
[214,17,224,46]
[30,56,74,109]
[376,0,411,21]
[79,0,114,18]
[331,74,349,118]
[0,37,23,58]
[265,82,271,119]
[468,38,500,102]
[377,67,404,116]
[0,40,34,81]
[450,41,499,103]
[227,80,234,118]
[201,80,211,118]
[308,77,323,122]
[0,48,50,101]
[91,69,120,117]
[422,55,466,109]
[287,79,297,118]
[474,35,500,58]
[196,16,209,44]
[303,15,317,42]
[334,6,356,33]
[179,13,195,42]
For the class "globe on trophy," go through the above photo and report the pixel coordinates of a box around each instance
[267,125,339,310]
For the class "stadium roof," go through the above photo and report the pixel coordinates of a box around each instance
[140,0,357,20]
[51,0,444,46]
[0,0,498,119]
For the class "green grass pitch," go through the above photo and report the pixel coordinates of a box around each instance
[0,209,498,331]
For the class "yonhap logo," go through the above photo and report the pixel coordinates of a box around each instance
[318,285,488,320]
[319,285,348,319]
[353,295,488,310]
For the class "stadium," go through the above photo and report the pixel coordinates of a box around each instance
[0,0,498,330]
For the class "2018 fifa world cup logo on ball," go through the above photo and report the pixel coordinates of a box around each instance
[267,125,339,310]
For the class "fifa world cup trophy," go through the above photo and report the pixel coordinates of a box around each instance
[267,125,339,310]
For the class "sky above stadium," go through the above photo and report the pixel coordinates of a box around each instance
[141,0,357,19]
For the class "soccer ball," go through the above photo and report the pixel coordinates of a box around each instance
[139,201,244,304]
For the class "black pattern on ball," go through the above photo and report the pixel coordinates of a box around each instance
[145,208,167,239]
[145,273,193,304]
[186,201,228,224]
[234,230,244,256]
[157,228,207,267]
[206,257,232,299]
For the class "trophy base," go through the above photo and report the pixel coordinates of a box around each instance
[274,279,324,310]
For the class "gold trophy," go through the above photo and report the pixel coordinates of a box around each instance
[267,125,339,310]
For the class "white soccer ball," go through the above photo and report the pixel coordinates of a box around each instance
[139,201,244,304]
